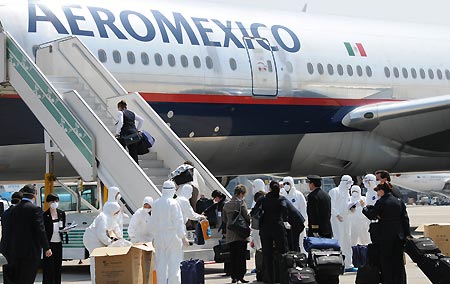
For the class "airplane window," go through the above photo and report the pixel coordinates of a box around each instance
[98,49,107,63]
[127,52,135,65]
[446,70,450,80]
[193,56,201,68]
[181,55,189,68]
[267,60,273,72]
[393,67,399,78]
[411,68,417,79]
[317,63,324,75]
[154,53,163,66]
[307,63,314,74]
[366,66,372,77]
[337,64,344,76]
[286,62,293,73]
[437,69,443,80]
[141,52,149,65]
[229,58,237,70]
[168,54,176,67]
[113,50,121,64]
[402,68,408,79]
[347,65,353,76]
[420,68,426,79]
[384,67,390,78]
[327,64,334,75]
[356,65,363,77]
[206,56,213,69]
[428,69,434,79]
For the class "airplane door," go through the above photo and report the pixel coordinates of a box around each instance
[244,37,278,96]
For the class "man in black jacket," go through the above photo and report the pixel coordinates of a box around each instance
[0,191,22,263]
[362,183,410,284]
[306,175,332,238]
[8,184,52,284]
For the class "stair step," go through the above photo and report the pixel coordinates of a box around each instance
[140,152,157,160]
[138,159,164,168]
[51,82,84,91]
[47,76,79,83]
[142,167,170,176]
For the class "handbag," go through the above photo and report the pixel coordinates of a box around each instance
[227,201,250,238]
[121,132,142,146]
[250,205,263,230]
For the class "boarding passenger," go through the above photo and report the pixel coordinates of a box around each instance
[42,193,66,284]
[375,170,403,199]
[115,99,144,164]
[8,184,52,284]
[175,160,206,211]
[281,176,307,252]
[152,181,188,284]
[306,175,337,284]
[128,196,153,243]
[0,191,22,263]
[176,184,207,224]
[348,186,370,246]
[222,184,251,284]
[361,182,411,284]
[251,179,266,251]
[363,174,378,206]
[330,175,354,270]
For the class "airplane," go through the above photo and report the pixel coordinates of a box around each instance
[2,0,450,182]
[390,173,450,193]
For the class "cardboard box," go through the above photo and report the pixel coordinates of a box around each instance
[423,223,450,256]
[91,243,155,284]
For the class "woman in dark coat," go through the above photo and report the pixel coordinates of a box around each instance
[43,193,66,284]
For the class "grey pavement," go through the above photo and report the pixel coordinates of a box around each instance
[0,205,445,283]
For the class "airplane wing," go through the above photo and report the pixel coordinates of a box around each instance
[342,95,450,152]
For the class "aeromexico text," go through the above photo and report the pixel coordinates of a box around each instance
[29,3,301,53]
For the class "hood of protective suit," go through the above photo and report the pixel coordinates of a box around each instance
[162,180,176,197]
[350,185,362,202]
[142,196,154,207]
[282,176,296,193]
[103,202,121,217]
[108,186,121,202]
[339,175,353,190]
[363,174,377,190]
[179,184,193,199]
[252,179,265,196]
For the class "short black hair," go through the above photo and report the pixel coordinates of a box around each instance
[11,192,23,205]
[46,193,59,203]
[212,189,224,199]
[269,181,280,194]
[183,160,194,166]
[375,170,391,182]
[311,179,322,187]
[117,100,127,109]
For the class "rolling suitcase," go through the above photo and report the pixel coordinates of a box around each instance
[280,251,308,284]
[308,249,345,276]
[255,249,264,282]
[181,259,205,284]
[416,255,450,284]
[287,267,317,284]
[405,237,441,263]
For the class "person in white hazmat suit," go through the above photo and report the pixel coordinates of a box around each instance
[105,186,127,237]
[348,185,370,246]
[330,175,354,270]
[280,176,307,253]
[363,174,378,206]
[128,196,154,243]
[251,179,266,250]
[152,181,189,284]
[176,184,206,224]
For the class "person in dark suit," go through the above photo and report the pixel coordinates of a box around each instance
[306,175,337,284]
[115,100,144,164]
[254,181,304,284]
[8,184,52,284]
[0,191,23,263]
[306,175,332,238]
[43,193,66,284]
[361,182,411,284]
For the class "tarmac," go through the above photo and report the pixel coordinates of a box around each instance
[1,205,447,283]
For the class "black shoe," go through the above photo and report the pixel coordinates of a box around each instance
[232,279,238,283]
[239,279,249,283]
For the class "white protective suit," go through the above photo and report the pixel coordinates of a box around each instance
[281,176,307,253]
[251,179,266,250]
[152,181,186,284]
[128,196,154,243]
[83,202,122,254]
[106,186,127,236]
[330,175,353,269]
[176,184,205,224]
[363,174,378,206]
[348,186,370,245]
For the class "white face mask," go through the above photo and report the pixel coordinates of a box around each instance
[144,208,151,213]
[50,202,59,209]
[284,185,291,192]
[351,192,359,198]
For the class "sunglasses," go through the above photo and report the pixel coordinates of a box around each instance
[283,182,290,185]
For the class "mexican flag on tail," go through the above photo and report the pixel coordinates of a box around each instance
[344,42,367,57]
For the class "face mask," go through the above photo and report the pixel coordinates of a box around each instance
[50,202,59,209]
[284,185,291,192]
[144,208,151,213]
[351,192,358,198]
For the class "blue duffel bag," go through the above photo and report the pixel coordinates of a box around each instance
[303,237,340,253]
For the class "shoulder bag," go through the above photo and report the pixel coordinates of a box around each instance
[227,201,250,238]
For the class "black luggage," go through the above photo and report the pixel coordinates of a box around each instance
[181,259,205,284]
[173,168,194,185]
[355,265,381,284]
[280,251,307,284]
[416,255,450,284]
[405,237,441,263]
[213,240,230,263]
[255,249,264,282]
[352,244,368,268]
[308,249,345,276]
[287,267,317,284]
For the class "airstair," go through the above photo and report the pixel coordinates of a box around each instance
[1,31,230,259]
